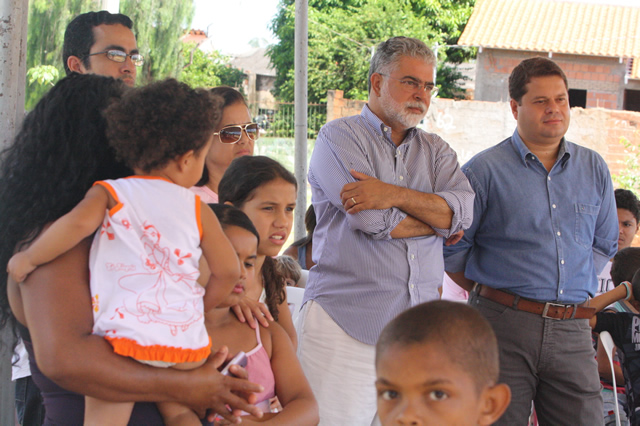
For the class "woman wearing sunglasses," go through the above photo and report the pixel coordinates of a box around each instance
[191,86,259,203]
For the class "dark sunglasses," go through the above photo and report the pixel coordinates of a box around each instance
[85,49,144,67]
[214,123,260,144]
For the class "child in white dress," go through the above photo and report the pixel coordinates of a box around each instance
[8,78,241,426]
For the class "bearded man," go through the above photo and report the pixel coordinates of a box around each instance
[297,36,475,425]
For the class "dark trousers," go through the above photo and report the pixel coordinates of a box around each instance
[15,376,45,426]
[469,290,604,426]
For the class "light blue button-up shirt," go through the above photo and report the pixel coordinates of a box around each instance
[444,130,618,303]
[304,104,474,344]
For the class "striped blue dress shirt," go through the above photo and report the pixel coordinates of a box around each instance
[444,130,618,303]
[304,104,474,344]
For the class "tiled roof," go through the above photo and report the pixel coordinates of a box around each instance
[459,0,640,78]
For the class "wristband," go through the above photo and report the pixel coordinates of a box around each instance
[623,281,632,301]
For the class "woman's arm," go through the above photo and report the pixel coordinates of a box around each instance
[18,238,263,422]
[275,295,297,350]
[240,322,318,425]
[8,185,109,283]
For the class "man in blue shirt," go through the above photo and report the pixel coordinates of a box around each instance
[445,57,618,424]
[299,37,474,424]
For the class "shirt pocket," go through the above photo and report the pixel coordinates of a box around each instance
[574,203,600,249]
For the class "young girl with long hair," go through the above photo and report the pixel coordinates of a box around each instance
[206,204,318,425]
[218,155,298,347]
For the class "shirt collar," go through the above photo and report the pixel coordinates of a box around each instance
[360,104,418,145]
[511,129,571,168]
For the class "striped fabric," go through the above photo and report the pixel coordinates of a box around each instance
[304,104,474,344]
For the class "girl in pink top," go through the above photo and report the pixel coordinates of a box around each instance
[205,204,318,425]
[8,79,242,426]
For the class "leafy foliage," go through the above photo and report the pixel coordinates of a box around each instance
[269,0,476,103]
[613,137,640,197]
[179,43,246,90]
[119,0,194,86]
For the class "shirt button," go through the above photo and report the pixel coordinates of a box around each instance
[383,127,388,132]
[561,260,565,264]
[410,284,415,289]
[399,176,404,181]
[548,176,551,181]
[552,204,557,209]
[557,231,561,236]
[411,254,415,260]
[560,289,564,294]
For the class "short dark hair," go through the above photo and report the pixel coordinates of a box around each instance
[368,36,435,94]
[104,78,222,173]
[611,247,640,287]
[376,300,500,393]
[508,57,568,104]
[615,188,640,223]
[63,10,133,75]
[208,203,259,244]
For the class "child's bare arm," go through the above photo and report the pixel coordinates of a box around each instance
[200,203,241,311]
[7,185,109,282]
[588,284,628,328]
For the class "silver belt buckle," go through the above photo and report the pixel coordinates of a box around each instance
[542,302,566,320]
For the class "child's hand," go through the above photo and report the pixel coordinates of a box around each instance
[7,252,36,283]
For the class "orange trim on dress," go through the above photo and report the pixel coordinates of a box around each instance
[93,181,123,216]
[105,335,212,363]
[195,196,203,241]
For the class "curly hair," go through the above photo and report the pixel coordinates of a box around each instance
[104,78,223,173]
[615,188,640,223]
[0,73,129,343]
[218,156,297,319]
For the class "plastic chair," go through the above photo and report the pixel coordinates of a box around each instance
[286,286,305,326]
[600,331,622,426]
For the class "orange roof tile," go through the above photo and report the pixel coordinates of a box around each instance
[459,0,640,78]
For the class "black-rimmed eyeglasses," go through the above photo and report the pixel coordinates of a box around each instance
[84,49,144,67]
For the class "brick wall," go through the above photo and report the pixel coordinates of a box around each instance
[475,49,628,109]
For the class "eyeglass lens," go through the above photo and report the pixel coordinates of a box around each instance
[106,50,144,67]
[219,124,260,144]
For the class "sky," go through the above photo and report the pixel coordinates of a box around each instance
[192,0,280,54]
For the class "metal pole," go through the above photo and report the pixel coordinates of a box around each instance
[0,1,28,421]
[293,0,308,241]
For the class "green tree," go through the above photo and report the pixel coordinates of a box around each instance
[120,0,195,85]
[25,0,99,109]
[269,0,475,103]
[179,43,246,90]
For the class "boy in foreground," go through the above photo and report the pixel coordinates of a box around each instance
[375,300,511,425]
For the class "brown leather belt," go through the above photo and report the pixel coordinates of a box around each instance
[476,284,595,320]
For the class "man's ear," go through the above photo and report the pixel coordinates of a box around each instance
[370,73,384,97]
[509,99,519,120]
[478,383,511,426]
[67,56,88,74]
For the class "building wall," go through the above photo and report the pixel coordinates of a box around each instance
[475,49,630,110]
[326,90,640,179]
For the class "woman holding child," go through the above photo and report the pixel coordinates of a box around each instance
[0,74,263,424]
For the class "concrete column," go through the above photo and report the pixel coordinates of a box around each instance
[0,1,28,422]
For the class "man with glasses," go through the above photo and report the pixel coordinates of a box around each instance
[298,36,474,424]
[63,10,142,87]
